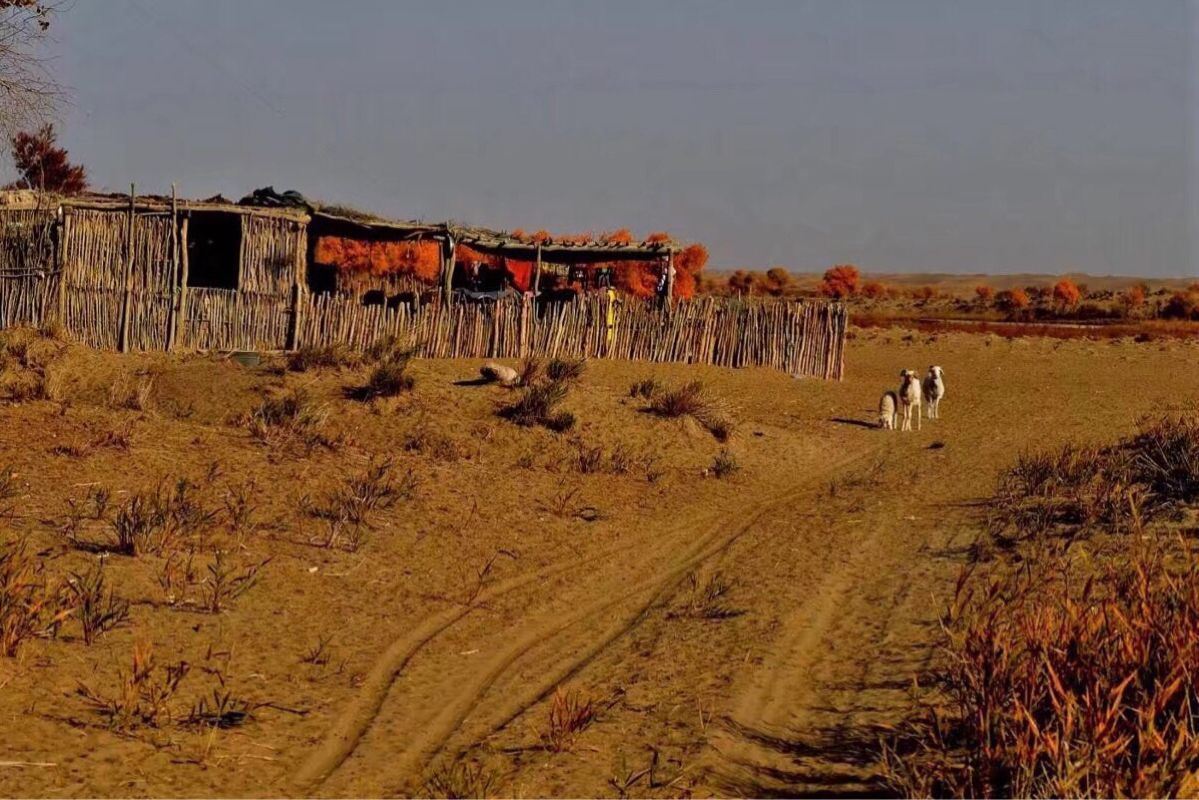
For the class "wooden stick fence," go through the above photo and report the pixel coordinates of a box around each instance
[0,203,847,379]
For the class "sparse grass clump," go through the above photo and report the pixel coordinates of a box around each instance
[546,357,586,384]
[649,380,735,441]
[680,571,742,619]
[990,410,1199,543]
[424,760,496,799]
[629,377,660,399]
[517,356,544,387]
[65,564,131,644]
[501,379,575,432]
[710,449,739,478]
[243,387,337,450]
[77,641,190,729]
[306,459,417,551]
[539,687,596,752]
[288,343,358,372]
[0,540,54,656]
[109,369,155,411]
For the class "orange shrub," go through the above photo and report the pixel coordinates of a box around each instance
[996,287,1031,312]
[860,280,887,299]
[975,285,995,303]
[1052,278,1081,309]
[819,264,860,299]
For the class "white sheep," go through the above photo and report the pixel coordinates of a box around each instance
[898,369,922,431]
[923,365,945,419]
[878,391,898,430]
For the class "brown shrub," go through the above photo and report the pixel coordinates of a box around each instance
[539,687,596,752]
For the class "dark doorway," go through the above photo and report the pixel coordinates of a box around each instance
[186,212,241,289]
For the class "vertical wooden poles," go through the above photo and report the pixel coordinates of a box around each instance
[166,184,181,350]
[117,184,135,352]
[441,234,456,306]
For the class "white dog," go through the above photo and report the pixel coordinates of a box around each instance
[923,366,945,419]
[898,369,922,431]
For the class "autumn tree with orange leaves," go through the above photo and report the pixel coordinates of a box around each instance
[1052,278,1081,310]
[819,265,860,299]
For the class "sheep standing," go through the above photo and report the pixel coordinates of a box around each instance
[878,391,898,430]
[923,366,945,419]
[898,369,922,431]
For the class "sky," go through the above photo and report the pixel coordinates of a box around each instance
[32,0,1199,276]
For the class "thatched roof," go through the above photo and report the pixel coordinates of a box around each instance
[450,224,678,263]
[0,190,681,261]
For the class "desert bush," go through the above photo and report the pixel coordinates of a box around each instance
[244,388,336,450]
[517,356,544,387]
[364,334,411,364]
[364,359,415,398]
[109,370,155,411]
[574,443,605,474]
[65,564,130,645]
[183,686,259,729]
[200,552,267,614]
[546,357,586,384]
[649,381,735,441]
[287,343,358,372]
[990,411,1199,543]
[91,420,133,450]
[710,449,740,478]
[307,460,416,550]
[886,539,1199,798]
[629,377,660,400]
[539,687,596,752]
[108,479,217,557]
[223,481,258,543]
[402,423,465,461]
[424,760,496,799]
[501,379,575,431]
[0,540,57,656]
[681,571,742,619]
[77,641,190,729]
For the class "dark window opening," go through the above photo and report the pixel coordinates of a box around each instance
[186,212,241,289]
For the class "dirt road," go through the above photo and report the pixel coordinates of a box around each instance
[294,333,1199,798]
[2,331,1196,798]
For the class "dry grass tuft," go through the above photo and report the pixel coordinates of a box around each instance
[649,381,735,441]
[0,540,55,656]
[710,449,740,478]
[546,357,586,384]
[539,686,596,752]
[77,641,190,729]
[287,343,359,372]
[64,564,131,644]
[424,760,496,799]
[887,411,1199,798]
[501,379,575,432]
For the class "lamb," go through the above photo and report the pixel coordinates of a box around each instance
[878,391,898,430]
[898,369,922,431]
[923,366,945,419]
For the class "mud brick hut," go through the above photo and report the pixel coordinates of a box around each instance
[0,188,847,378]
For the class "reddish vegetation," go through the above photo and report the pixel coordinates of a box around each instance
[314,237,441,282]
[8,124,88,194]
[819,265,860,299]
[1052,278,1081,309]
[861,281,887,299]
[995,288,1031,312]
[974,285,994,302]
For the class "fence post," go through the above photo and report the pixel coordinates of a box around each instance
[166,184,180,351]
[175,215,190,349]
[665,249,676,310]
[54,203,66,328]
[441,233,455,306]
[286,221,304,350]
[117,184,135,352]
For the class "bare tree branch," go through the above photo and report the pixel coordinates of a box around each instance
[0,1,62,135]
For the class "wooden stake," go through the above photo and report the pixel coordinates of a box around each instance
[117,184,135,352]
[176,215,190,349]
[665,250,676,310]
[441,234,455,306]
[286,221,304,350]
[165,183,180,350]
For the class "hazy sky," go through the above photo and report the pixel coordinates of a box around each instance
[38,0,1198,276]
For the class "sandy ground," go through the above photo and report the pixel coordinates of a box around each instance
[0,328,1196,798]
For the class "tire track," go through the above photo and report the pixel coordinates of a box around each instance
[296,447,876,795]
